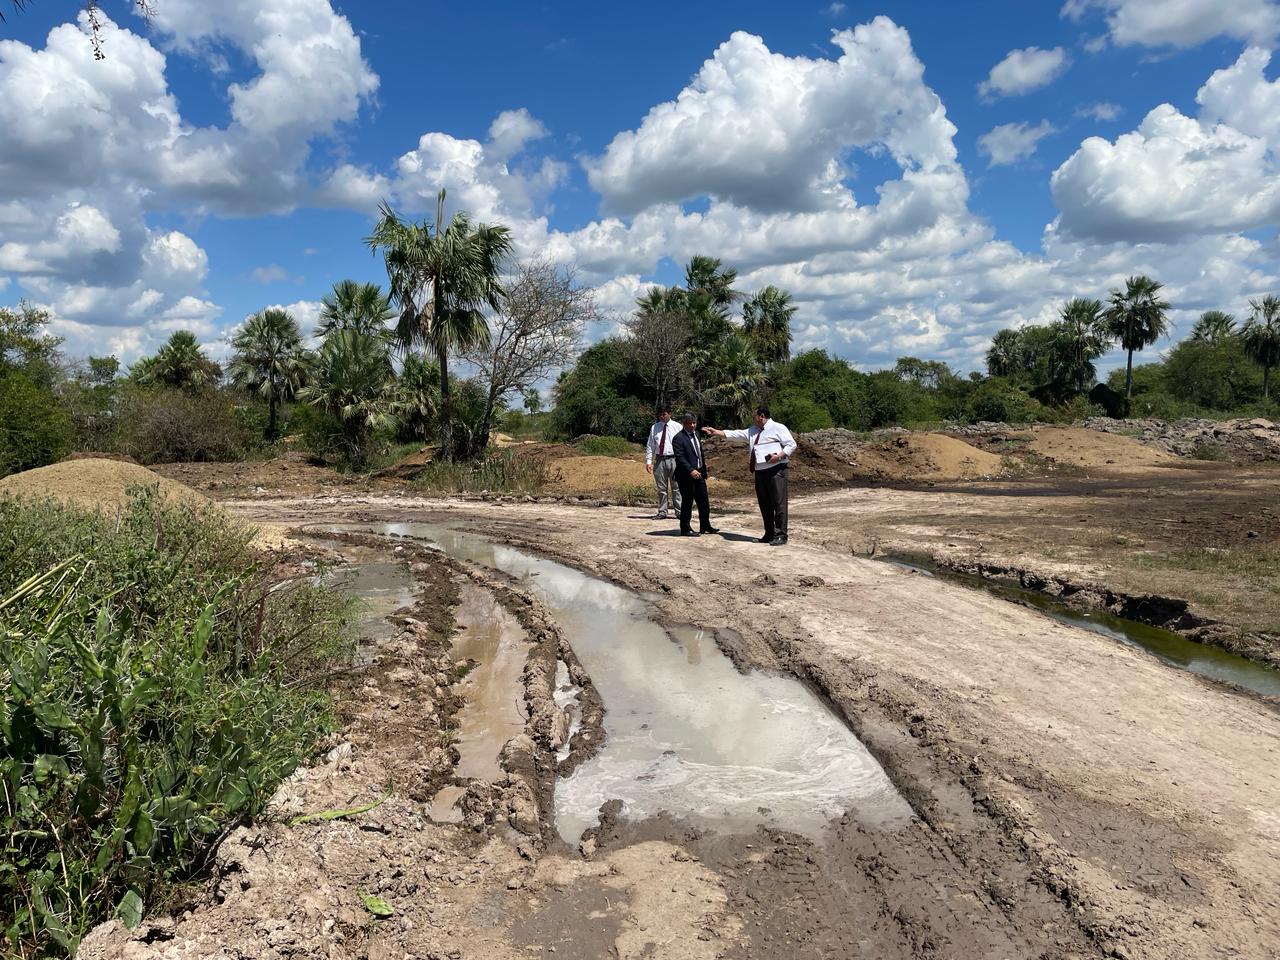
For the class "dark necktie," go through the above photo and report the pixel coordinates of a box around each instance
[750,429,760,472]
[658,425,667,456]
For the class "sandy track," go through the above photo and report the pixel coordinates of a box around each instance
[209,492,1280,958]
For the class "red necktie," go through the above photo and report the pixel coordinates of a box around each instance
[750,430,759,472]
[658,425,667,456]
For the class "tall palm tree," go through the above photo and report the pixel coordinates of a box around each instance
[705,333,764,423]
[1241,295,1280,401]
[228,308,308,441]
[1052,298,1107,398]
[1100,275,1171,401]
[367,190,512,460]
[1190,310,1236,344]
[741,285,796,371]
[316,280,396,340]
[297,330,396,466]
[684,255,739,307]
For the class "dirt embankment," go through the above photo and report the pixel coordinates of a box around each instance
[0,457,210,511]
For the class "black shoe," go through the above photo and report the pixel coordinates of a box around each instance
[700,526,720,534]
[757,533,776,544]
[681,529,699,537]
[770,533,788,546]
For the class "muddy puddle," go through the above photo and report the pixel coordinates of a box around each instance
[310,539,418,661]
[882,555,1280,698]
[319,522,912,844]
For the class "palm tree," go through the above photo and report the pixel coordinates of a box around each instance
[316,280,395,340]
[986,328,1024,378]
[705,333,764,423]
[136,330,221,391]
[742,286,796,372]
[394,352,441,441]
[1190,310,1236,344]
[1100,275,1171,402]
[228,308,308,441]
[367,190,512,460]
[1241,295,1280,401]
[298,330,396,466]
[684,255,739,307]
[1052,298,1107,398]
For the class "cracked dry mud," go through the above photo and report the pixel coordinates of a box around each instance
[83,491,1280,960]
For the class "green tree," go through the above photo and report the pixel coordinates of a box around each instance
[522,389,542,415]
[1241,295,1280,401]
[133,331,221,392]
[1162,337,1260,410]
[1190,310,1236,344]
[742,286,796,372]
[0,372,74,476]
[985,328,1024,379]
[228,308,308,441]
[684,255,739,307]
[551,339,650,440]
[1050,297,1107,399]
[368,190,512,460]
[393,352,441,442]
[704,333,763,423]
[0,301,62,387]
[315,280,395,340]
[298,330,396,466]
[1100,275,1171,401]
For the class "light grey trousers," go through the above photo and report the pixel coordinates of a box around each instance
[652,456,682,516]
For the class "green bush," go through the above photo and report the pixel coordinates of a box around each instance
[0,489,355,957]
[964,378,1045,424]
[770,394,833,432]
[410,450,548,495]
[0,373,74,478]
[576,435,635,457]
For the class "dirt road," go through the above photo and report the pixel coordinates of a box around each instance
[85,490,1280,960]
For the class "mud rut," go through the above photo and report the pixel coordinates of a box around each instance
[82,495,1280,960]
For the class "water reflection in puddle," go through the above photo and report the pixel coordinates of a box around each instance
[451,581,528,782]
[321,522,913,843]
[309,539,418,662]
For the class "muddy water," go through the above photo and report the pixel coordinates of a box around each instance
[331,522,912,844]
[882,555,1280,698]
[450,581,528,781]
[311,540,418,659]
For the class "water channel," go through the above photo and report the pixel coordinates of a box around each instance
[317,521,913,843]
[881,554,1280,698]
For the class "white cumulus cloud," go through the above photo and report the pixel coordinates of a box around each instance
[978,121,1056,166]
[1062,0,1280,48]
[978,47,1070,100]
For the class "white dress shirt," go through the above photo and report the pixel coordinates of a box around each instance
[722,419,797,466]
[646,420,678,465]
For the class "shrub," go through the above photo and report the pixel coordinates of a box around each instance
[0,489,355,956]
[576,435,635,457]
[0,373,74,477]
[116,386,250,464]
[410,450,548,495]
[770,394,833,432]
[963,378,1045,424]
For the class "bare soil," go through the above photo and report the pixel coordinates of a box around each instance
[0,457,210,511]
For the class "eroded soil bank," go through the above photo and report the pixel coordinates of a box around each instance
[85,491,1280,960]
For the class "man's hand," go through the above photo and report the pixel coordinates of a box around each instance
[691,470,702,480]
[701,426,723,437]
[645,463,654,475]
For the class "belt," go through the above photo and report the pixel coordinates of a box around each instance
[656,454,675,459]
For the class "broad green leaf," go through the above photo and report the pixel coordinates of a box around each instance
[116,889,144,930]
[361,893,394,918]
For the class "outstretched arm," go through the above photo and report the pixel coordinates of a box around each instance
[701,426,725,437]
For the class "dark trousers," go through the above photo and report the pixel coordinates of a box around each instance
[675,472,711,532]
[754,464,788,536]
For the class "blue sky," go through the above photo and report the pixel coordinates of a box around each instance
[1,0,1278,373]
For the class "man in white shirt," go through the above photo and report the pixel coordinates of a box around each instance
[644,405,682,520]
[703,405,796,545]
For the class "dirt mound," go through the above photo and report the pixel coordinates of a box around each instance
[1029,427,1178,469]
[855,434,1007,482]
[1085,416,1280,462]
[702,435,859,493]
[153,453,353,495]
[0,457,209,512]
[61,451,139,465]
[547,456,651,494]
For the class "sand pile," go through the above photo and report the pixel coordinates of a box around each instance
[1029,427,1178,469]
[0,458,210,512]
[855,434,1007,482]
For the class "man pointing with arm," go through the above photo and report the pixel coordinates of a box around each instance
[703,405,796,545]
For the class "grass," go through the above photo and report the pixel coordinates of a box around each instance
[1191,442,1229,461]
[0,487,356,958]
[409,449,548,495]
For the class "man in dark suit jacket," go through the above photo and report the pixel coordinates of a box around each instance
[671,412,718,537]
